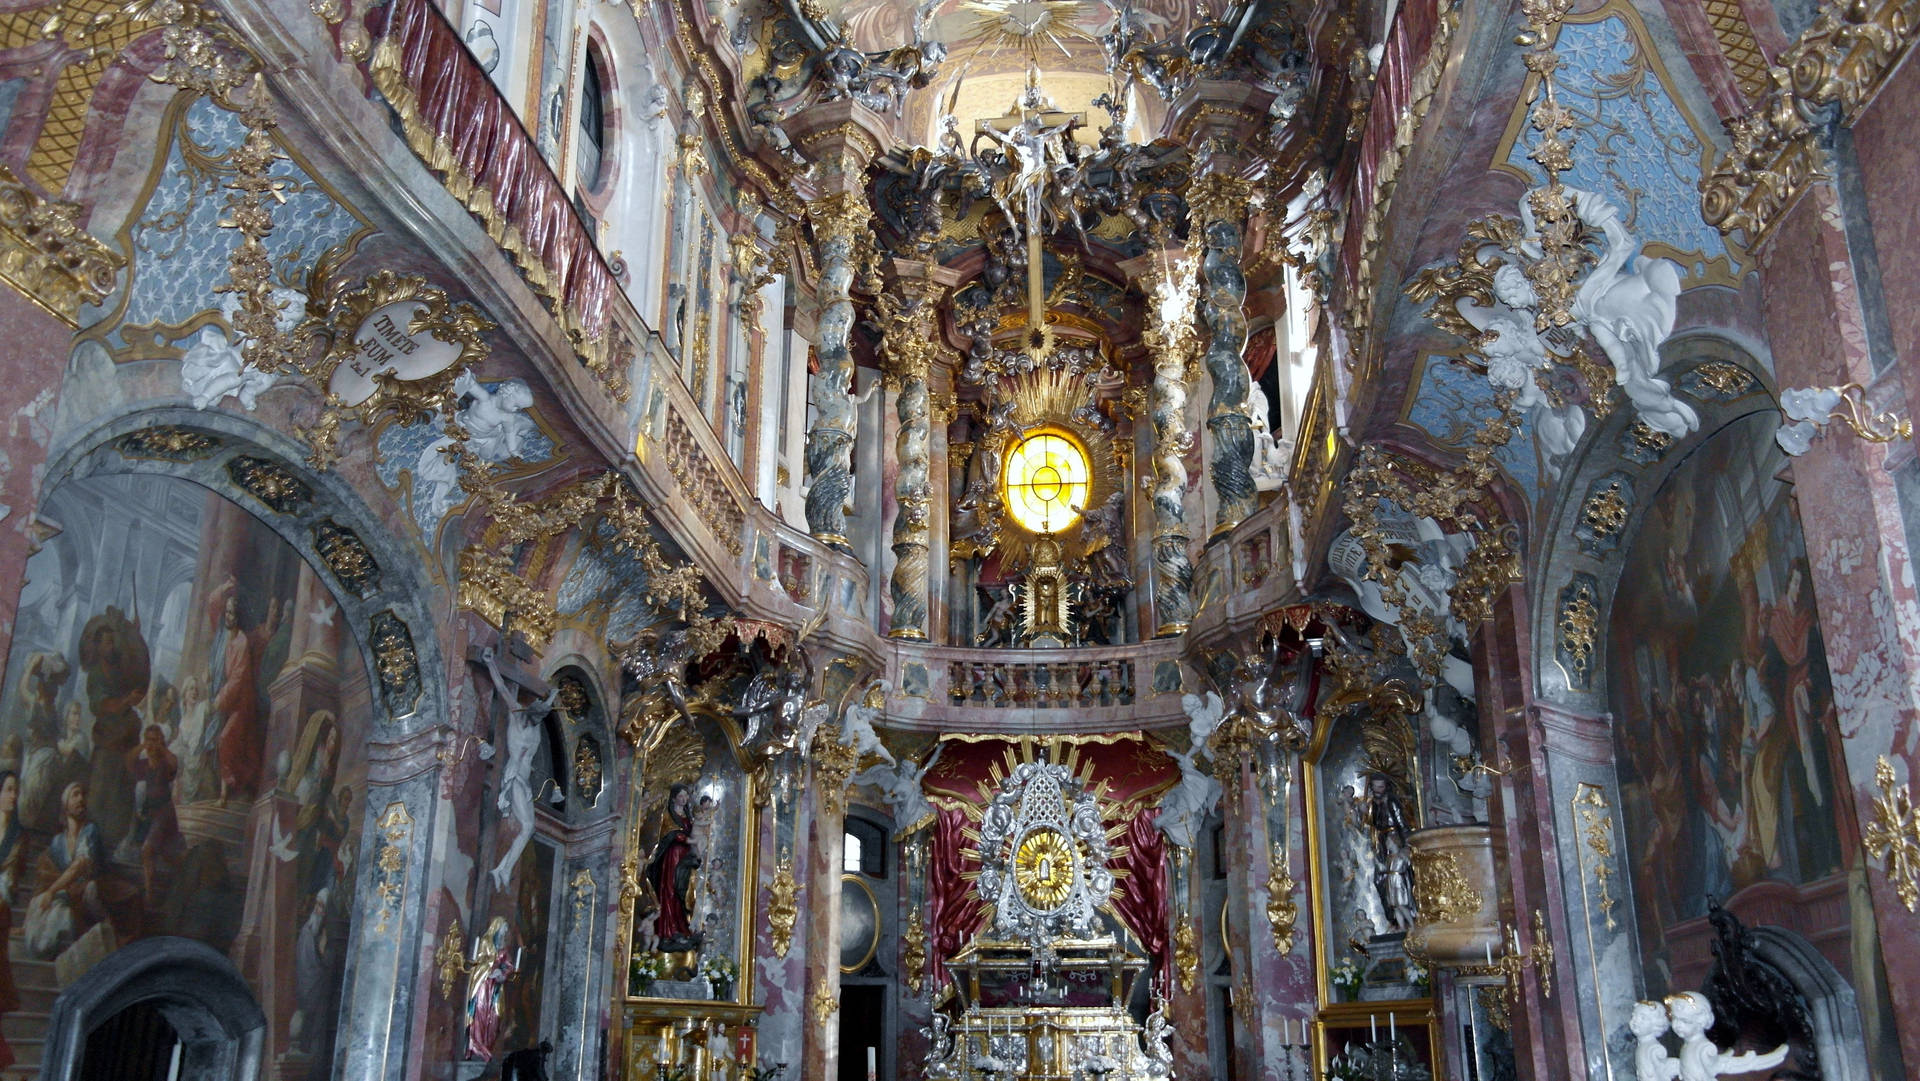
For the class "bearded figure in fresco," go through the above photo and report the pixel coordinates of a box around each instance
[77,606,150,847]
[205,578,284,806]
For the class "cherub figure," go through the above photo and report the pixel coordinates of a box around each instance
[1666,992,1788,1081]
[1630,999,1680,1081]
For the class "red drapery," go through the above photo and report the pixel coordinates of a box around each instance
[1108,807,1171,989]
[928,805,986,987]
[369,0,617,350]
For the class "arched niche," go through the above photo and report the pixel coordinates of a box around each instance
[7,408,450,1080]
[1525,336,1900,1076]
[40,936,266,1081]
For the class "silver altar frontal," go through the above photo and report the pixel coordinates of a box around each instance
[924,761,1171,1080]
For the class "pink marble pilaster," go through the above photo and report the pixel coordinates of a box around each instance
[1757,183,1920,1070]
[801,784,845,1081]
[1475,590,1587,1081]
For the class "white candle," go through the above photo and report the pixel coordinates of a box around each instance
[1486,941,1493,966]
[867,1046,877,1079]
[1370,1014,1377,1042]
[1390,1014,1397,1042]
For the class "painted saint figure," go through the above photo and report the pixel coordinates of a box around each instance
[645,783,702,951]
[464,916,517,1061]
[205,579,283,805]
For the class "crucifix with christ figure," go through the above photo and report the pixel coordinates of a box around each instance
[974,72,1083,359]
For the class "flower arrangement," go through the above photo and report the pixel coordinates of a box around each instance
[700,955,739,983]
[1330,957,1363,999]
[631,951,665,985]
[1406,959,1430,996]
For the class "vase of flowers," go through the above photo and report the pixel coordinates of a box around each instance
[1330,957,1363,1001]
[630,950,665,996]
[701,955,738,1000]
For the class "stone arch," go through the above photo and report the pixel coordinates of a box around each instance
[40,936,265,1081]
[1529,334,1779,707]
[1736,923,1873,1081]
[23,405,453,1079]
[34,406,449,739]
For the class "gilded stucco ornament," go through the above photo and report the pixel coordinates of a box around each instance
[117,426,221,462]
[1173,918,1199,993]
[0,166,124,327]
[1409,849,1483,925]
[901,909,928,994]
[768,852,799,956]
[434,916,466,999]
[1864,755,1920,911]
[299,270,496,468]
[1703,0,1920,247]
[1266,840,1299,956]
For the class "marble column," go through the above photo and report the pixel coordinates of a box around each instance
[1119,247,1197,636]
[1189,175,1258,535]
[1208,744,1312,1081]
[881,261,959,640]
[752,751,814,1071]
[801,735,859,1081]
[786,102,888,552]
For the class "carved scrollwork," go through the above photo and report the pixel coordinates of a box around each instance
[227,455,313,515]
[117,426,221,462]
[1410,849,1484,924]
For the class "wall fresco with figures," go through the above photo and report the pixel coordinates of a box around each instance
[0,473,369,1078]
[1607,413,1853,989]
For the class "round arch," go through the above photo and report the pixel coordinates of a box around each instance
[34,406,451,739]
[40,936,265,1081]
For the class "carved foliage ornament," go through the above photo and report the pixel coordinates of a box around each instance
[768,852,799,957]
[313,519,381,597]
[1865,755,1920,911]
[117,426,221,462]
[902,908,928,994]
[1556,574,1600,688]
[369,609,422,713]
[435,916,466,999]
[228,454,313,515]
[1267,840,1299,956]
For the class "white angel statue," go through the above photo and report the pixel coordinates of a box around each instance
[838,678,895,766]
[1666,992,1788,1081]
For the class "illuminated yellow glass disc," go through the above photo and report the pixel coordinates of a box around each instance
[1002,430,1090,534]
[1013,827,1075,910]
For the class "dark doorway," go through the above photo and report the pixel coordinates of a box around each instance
[837,983,886,1081]
[80,999,179,1080]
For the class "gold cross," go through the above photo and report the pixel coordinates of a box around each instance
[1865,755,1920,911]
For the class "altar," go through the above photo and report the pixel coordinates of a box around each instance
[923,759,1171,1080]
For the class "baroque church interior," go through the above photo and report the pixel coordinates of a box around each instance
[0,0,1915,1077]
